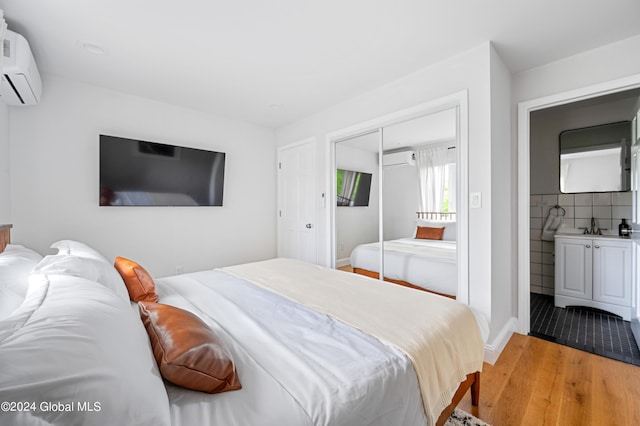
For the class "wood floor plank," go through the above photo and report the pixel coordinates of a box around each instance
[458,333,640,425]
[560,348,592,425]
[590,353,640,425]
[521,336,566,425]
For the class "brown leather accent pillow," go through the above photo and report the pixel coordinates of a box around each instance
[416,226,445,240]
[138,301,242,394]
[113,256,158,302]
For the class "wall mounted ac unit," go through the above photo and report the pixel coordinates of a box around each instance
[382,150,415,167]
[0,30,41,105]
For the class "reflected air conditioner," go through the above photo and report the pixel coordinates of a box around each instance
[382,150,415,167]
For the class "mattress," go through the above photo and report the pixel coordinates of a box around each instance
[155,269,428,426]
[350,238,457,296]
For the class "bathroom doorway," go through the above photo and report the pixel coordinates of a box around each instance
[519,85,640,365]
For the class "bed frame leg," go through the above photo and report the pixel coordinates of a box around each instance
[471,371,480,406]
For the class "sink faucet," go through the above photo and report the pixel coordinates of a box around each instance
[581,217,599,235]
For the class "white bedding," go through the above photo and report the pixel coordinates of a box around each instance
[0,274,171,426]
[222,259,484,425]
[0,237,482,426]
[155,269,427,426]
[350,238,457,296]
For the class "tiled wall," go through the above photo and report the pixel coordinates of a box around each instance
[530,192,633,295]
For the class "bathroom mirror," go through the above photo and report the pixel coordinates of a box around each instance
[559,121,631,193]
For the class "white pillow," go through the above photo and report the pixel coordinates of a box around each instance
[415,219,457,241]
[32,254,129,301]
[50,239,109,263]
[0,244,43,320]
[0,274,171,426]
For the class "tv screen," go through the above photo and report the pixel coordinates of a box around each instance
[336,168,372,207]
[99,135,225,206]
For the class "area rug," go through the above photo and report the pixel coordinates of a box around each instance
[445,408,490,426]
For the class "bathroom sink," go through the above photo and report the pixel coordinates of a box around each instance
[555,229,619,238]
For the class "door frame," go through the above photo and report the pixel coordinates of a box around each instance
[326,90,470,303]
[277,137,318,263]
[517,73,640,334]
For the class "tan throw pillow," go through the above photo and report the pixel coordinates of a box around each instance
[138,301,242,394]
[416,226,445,240]
[113,256,158,302]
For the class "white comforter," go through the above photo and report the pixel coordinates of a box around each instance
[155,269,427,426]
[350,238,457,296]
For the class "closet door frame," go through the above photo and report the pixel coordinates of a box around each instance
[327,90,469,303]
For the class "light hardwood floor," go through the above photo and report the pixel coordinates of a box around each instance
[457,333,640,425]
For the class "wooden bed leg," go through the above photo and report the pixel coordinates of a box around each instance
[471,371,480,406]
[435,371,480,426]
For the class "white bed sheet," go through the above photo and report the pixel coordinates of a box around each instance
[155,269,427,426]
[350,238,457,296]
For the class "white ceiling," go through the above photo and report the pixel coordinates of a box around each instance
[1,0,640,128]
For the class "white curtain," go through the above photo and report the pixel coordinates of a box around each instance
[416,146,449,212]
[447,159,457,213]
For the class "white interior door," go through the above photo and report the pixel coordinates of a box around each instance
[277,139,317,263]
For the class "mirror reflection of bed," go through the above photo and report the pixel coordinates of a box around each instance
[335,108,458,298]
[351,211,457,298]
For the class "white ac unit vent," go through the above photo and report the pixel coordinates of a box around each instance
[0,30,41,105]
[382,150,415,167]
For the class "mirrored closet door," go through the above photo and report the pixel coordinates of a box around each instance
[334,108,460,299]
[335,129,382,277]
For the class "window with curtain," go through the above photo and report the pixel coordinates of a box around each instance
[415,146,456,213]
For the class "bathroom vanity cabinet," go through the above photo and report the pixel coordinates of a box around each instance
[555,234,632,320]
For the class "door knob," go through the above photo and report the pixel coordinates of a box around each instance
[305,223,312,229]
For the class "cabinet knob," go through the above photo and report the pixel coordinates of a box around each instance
[586,244,591,248]
[595,245,600,249]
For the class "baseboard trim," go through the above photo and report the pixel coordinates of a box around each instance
[483,316,517,365]
[336,258,350,268]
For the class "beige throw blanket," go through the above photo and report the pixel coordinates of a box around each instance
[221,258,484,426]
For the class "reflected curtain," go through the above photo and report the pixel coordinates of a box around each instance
[416,146,448,212]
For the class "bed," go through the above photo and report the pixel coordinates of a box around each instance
[0,224,486,426]
[350,212,458,298]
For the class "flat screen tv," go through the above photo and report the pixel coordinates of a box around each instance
[336,168,372,207]
[99,135,225,206]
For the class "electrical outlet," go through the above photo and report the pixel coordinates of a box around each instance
[175,265,184,274]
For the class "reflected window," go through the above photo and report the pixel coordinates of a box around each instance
[559,121,630,193]
[560,147,622,193]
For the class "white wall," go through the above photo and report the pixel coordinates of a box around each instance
[276,42,513,346]
[9,75,277,277]
[489,45,515,325]
[514,35,640,103]
[0,102,9,223]
[383,164,419,240]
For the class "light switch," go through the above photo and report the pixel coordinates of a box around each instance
[470,192,482,208]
